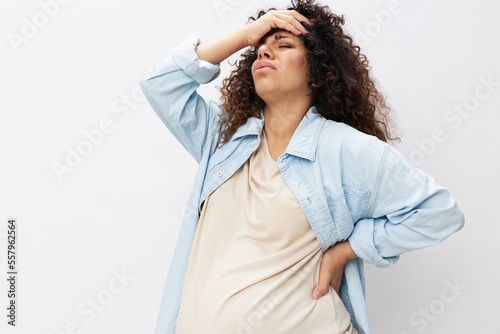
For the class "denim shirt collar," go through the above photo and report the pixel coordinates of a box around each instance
[230,106,324,162]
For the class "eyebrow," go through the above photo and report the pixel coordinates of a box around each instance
[256,33,296,51]
[274,34,294,41]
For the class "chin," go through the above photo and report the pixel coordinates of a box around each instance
[254,84,277,101]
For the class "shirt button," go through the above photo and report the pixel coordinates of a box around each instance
[252,140,258,147]
[217,171,223,177]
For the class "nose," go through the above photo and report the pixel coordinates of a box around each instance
[257,43,274,60]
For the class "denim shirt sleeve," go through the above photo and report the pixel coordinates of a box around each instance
[348,144,465,267]
[140,35,221,162]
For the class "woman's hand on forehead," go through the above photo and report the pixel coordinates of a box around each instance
[244,10,312,47]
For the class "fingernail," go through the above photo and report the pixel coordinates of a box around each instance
[312,290,320,300]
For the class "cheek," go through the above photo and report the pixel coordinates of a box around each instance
[299,57,309,76]
[290,54,309,76]
[291,59,310,85]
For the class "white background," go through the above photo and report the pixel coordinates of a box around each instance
[1,0,499,333]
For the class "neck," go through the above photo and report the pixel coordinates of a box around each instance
[263,98,311,140]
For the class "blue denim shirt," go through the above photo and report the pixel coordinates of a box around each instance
[140,35,465,334]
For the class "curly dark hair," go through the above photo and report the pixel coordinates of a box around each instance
[218,0,398,144]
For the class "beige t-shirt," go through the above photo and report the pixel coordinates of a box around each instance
[176,133,356,334]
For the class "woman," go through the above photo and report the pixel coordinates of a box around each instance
[140,1,464,333]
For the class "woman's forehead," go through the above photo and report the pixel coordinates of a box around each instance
[257,29,299,45]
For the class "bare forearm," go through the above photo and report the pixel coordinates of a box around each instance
[195,27,249,65]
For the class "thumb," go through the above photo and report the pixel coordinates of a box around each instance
[312,255,333,300]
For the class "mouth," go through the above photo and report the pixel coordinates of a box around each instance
[253,61,276,73]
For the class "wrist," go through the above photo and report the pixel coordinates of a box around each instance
[235,25,254,48]
[334,240,358,265]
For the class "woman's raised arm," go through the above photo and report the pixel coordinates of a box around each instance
[196,10,311,65]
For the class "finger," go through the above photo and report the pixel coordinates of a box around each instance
[280,9,312,25]
[312,255,334,300]
[285,10,313,32]
[273,11,311,34]
[288,10,313,26]
[270,18,304,36]
[270,16,305,36]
